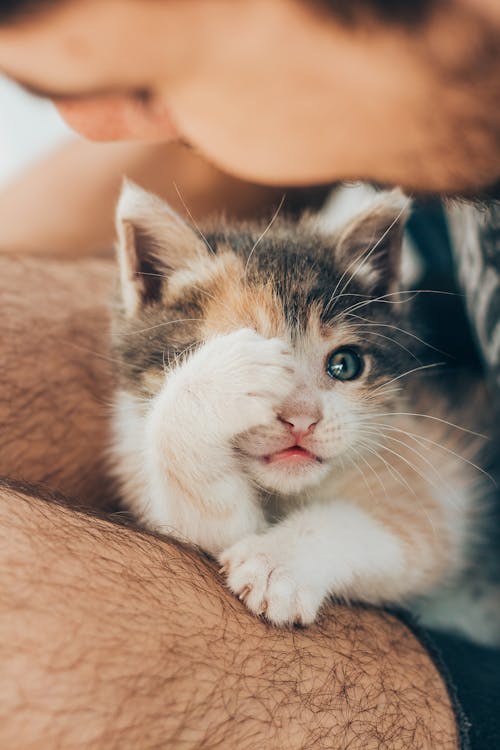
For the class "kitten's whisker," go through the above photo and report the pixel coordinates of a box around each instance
[349,315,451,357]
[346,293,418,315]
[347,450,377,499]
[364,436,442,529]
[363,387,402,402]
[327,198,410,315]
[133,272,226,312]
[188,284,247,322]
[358,438,418,498]
[365,422,496,487]
[364,412,488,440]
[132,276,242,327]
[244,195,286,279]
[364,429,457,498]
[358,436,438,532]
[322,289,398,310]
[107,397,151,411]
[346,454,375,498]
[173,182,216,255]
[136,270,169,278]
[371,439,441,496]
[356,328,421,362]
[352,446,389,499]
[371,362,446,392]
[171,341,200,368]
[325,290,399,307]
[189,284,219,304]
[362,425,465,511]
[64,342,124,366]
[333,291,419,320]
[112,318,203,336]
[334,288,461,321]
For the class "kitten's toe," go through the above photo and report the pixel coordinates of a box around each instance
[219,536,324,626]
[265,574,322,626]
[221,539,271,611]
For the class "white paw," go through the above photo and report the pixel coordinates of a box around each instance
[184,328,295,437]
[219,533,326,626]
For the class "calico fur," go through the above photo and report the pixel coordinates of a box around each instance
[110,181,498,642]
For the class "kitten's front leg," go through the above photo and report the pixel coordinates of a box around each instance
[144,328,294,554]
[220,501,408,625]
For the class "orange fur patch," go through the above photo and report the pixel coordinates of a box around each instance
[200,254,288,340]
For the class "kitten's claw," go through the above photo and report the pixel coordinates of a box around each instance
[257,600,268,617]
[238,584,252,601]
[219,534,326,627]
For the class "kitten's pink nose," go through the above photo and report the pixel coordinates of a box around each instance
[278,413,320,440]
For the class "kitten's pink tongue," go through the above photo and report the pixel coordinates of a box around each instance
[267,447,318,464]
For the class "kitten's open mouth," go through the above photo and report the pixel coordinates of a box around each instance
[264,446,322,465]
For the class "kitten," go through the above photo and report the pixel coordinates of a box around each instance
[110,181,498,641]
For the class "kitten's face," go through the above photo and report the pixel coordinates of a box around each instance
[113,183,414,496]
[235,320,380,494]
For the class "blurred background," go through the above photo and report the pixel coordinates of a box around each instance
[0,74,73,188]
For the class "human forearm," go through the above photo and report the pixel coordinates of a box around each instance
[0,255,115,505]
[0,481,457,750]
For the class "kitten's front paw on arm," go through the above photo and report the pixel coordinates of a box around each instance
[219,534,326,626]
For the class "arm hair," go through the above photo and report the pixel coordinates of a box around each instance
[0,479,458,749]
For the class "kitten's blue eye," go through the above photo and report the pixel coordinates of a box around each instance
[326,348,364,381]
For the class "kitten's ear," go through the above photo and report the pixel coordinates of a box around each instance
[336,189,410,296]
[115,180,206,316]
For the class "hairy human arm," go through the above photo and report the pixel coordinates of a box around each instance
[0,480,457,750]
[0,255,116,506]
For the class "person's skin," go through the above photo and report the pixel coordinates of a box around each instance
[1,0,498,745]
[0,254,115,504]
[0,0,499,194]
[2,0,500,258]
[0,479,457,749]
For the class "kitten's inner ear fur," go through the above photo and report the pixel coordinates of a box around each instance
[115,180,206,317]
[336,189,410,295]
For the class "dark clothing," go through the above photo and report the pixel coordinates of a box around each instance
[427,628,500,750]
[407,201,500,750]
